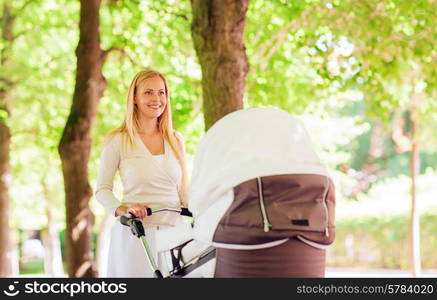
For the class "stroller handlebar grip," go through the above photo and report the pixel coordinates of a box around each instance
[119,207,192,226]
[120,213,135,226]
[119,213,145,237]
[144,207,193,217]
[180,207,193,217]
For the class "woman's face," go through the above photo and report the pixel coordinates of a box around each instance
[134,76,167,120]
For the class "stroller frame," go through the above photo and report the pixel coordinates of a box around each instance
[120,207,216,278]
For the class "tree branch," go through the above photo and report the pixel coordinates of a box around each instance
[11,0,38,18]
[102,46,137,66]
[251,2,326,69]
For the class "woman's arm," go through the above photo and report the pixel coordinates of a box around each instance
[95,136,149,219]
[95,140,122,216]
[174,130,188,207]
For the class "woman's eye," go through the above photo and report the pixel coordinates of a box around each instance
[159,91,165,95]
[145,91,152,95]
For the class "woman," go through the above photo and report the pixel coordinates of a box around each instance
[95,68,188,277]
[188,107,336,277]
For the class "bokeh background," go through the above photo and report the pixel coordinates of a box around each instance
[1,0,436,277]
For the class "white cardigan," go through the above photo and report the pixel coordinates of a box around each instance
[95,133,184,227]
[188,107,330,245]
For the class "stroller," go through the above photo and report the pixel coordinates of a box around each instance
[119,207,216,278]
[187,107,336,277]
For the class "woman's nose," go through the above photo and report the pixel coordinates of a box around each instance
[150,91,159,99]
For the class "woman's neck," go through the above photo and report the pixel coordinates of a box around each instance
[137,116,159,135]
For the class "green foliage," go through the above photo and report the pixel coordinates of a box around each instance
[245,0,335,114]
[19,259,45,276]
[328,209,437,269]
[7,0,79,229]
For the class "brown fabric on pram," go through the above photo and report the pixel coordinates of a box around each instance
[214,237,326,278]
[213,174,336,246]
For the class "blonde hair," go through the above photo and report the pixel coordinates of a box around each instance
[105,68,189,205]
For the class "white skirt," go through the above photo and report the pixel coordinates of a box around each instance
[105,221,166,278]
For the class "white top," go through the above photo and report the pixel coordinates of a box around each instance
[188,107,330,246]
[95,133,184,227]
[152,154,165,164]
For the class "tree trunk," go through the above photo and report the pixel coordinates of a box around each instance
[41,177,65,277]
[42,210,65,277]
[190,0,249,130]
[0,119,11,277]
[408,107,421,277]
[0,2,16,277]
[58,0,107,277]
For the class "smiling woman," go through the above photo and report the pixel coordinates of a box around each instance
[94,68,189,277]
[135,76,167,121]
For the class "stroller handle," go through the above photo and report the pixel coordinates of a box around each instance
[120,206,193,226]
[146,207,193,217]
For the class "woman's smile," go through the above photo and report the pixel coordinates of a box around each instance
[147,104,162,110]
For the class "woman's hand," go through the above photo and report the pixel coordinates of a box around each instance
[116,203,149,220]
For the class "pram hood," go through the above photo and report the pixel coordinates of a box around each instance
[188,107,331,244]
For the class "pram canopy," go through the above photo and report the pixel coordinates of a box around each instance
[188,107,335,248]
